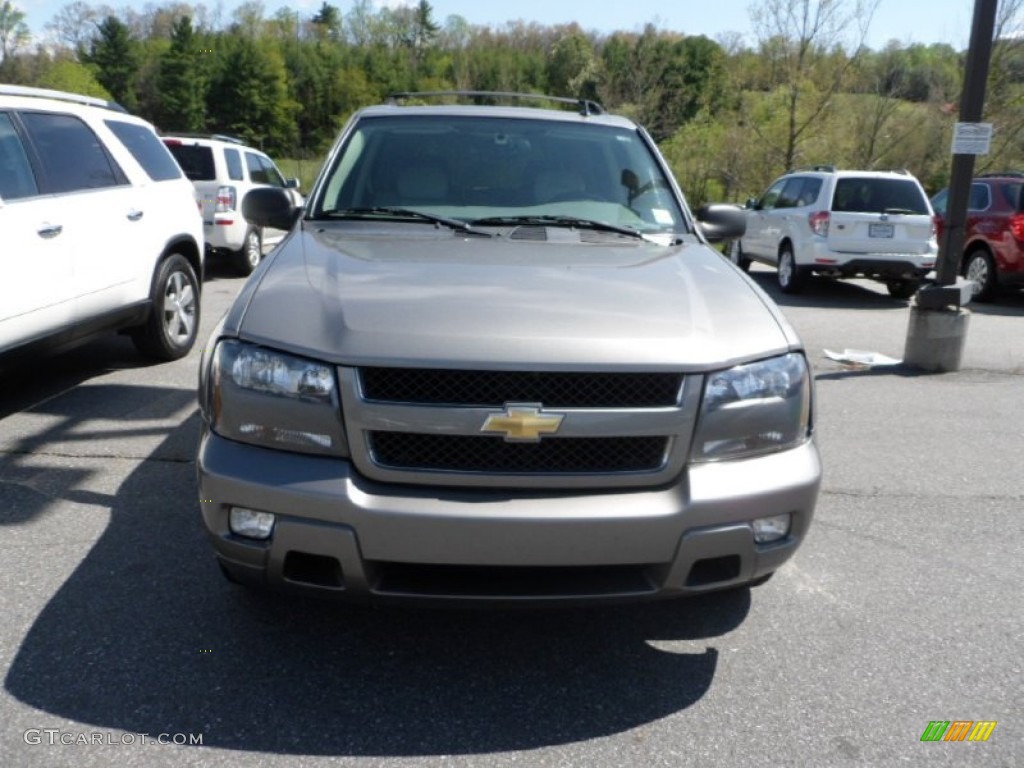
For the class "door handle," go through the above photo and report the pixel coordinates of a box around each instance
[127,209,144,222]
[37,224,63,239]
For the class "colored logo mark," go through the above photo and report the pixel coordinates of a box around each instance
[920,720,997,742]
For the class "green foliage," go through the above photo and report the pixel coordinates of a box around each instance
[207,34,300,154]
[36,57,111,98]
[10,0,1024,200]
[84,16,140,112]
[155,16,206,132]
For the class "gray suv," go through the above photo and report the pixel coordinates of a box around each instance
[196,93,821,603]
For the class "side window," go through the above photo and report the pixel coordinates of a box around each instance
[258,155,286,187]
[224,148,244,181]
[759,179,787,210]
[0,113,39,200]
[105,119,182,182]
[1002,183,1023,211]
[931,189,948,216]
[968,183,990,211]
[20,112,123,194]
[796,178,822,206]
[777,178,806,209]
[245,152,269,184]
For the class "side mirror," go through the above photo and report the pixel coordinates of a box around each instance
[242,187,302,231]
[696,203,747,243]
[285,177,300,190]
[745,197,758,210]
[621,168,640,198]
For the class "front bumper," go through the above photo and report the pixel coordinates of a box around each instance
[197,430,821,603]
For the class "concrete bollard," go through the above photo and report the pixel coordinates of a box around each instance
[902,306,971,372]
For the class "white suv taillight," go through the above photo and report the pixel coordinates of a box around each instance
[808,211,830,237]
[215,186,237,213]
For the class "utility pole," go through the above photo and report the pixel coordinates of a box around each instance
[903,0,998,372]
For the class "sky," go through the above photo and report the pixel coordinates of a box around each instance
[15,0,975,52]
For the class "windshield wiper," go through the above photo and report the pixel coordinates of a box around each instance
[324,207,492,237]
[881,207,923,215]
[471,214,649,240]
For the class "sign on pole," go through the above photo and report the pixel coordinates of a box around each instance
[951,122,993,155]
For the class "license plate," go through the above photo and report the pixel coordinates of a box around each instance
[869,222,894,238]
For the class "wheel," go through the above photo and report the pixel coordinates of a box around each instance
[886,279,919,300]
[727,239,752,272]
[963,250,997,302]
[131,253,200,361]
[777,245,805,294]
[233,227,263,276]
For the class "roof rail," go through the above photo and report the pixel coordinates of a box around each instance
[977,171,1024,178]
[161,132,247,145]
[785,164,836,174]
[385,90,605,117]
[0,84,127,114]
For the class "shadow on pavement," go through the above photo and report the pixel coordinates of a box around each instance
[5,396,750,757]
[744,269,913,311]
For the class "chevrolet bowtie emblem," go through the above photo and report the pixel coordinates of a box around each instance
[481,404,565,443]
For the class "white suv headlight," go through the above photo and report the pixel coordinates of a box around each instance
[692,353,812,462]
[210,340,348,456]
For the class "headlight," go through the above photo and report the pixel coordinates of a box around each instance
[691,353,811,462]
[209,340,348,456]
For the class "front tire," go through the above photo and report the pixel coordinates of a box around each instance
[886,279,919,300]
[131,254,200,361]
[964,250,997,302]
[233,227,263,276]
[727,239,752,272]
[777,245,805,294]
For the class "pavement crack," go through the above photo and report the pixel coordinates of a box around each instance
[0,448,194,465]
[822,487,1024,502]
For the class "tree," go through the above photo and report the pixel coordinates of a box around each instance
[206,35,299,154]
[156,16,206,132]
[37,57,111,98]
[311,2,342,42]
[85,15,140,112]
[749,0,880,170]
[0,0,30,70]
[547,29,599,100]
[45,1,99,53]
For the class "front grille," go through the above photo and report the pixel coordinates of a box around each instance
[359,368,683,407]
[369,432,669,474]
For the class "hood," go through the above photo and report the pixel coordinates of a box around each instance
[235,224,795,371]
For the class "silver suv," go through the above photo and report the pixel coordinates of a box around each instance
[0,85,204,362]
[161,134,302,275]
[729,166,938,298]
[197,93,821,603]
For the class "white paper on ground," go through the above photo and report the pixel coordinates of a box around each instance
[823,348,902,367]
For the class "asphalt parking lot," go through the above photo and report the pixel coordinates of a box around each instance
[0,261,1021,767]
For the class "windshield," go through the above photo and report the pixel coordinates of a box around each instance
[313,114,688,236]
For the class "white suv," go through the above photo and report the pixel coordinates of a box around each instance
[161,135,302,275]
[729,166,938,298]
[0,85,204,362]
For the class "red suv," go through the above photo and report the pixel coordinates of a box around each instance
[931,173,1024,301]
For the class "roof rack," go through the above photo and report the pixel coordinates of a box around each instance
[785,164,837,174]
[385,91,605,117]
[0,84,127,114]
[161,132,247,145]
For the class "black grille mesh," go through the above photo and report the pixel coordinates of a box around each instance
[360,368,683,407]
[369,432,668,474]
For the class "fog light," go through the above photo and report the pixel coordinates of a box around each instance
[229,507,276,540]
[752,513,791,544]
